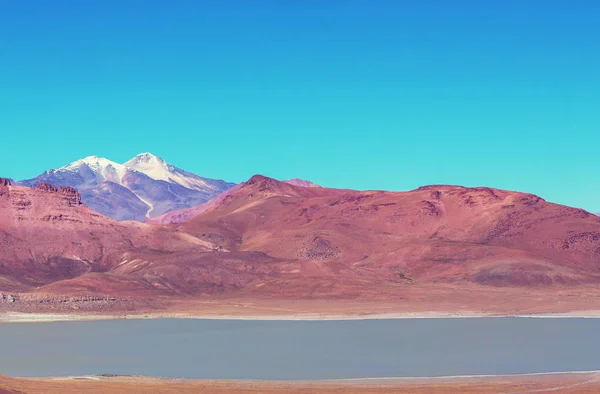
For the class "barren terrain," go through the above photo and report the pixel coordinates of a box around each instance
[3,175,600,315]
[2,372,600,393]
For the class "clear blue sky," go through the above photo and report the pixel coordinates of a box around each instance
[1,1,599,210]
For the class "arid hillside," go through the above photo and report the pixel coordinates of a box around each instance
[3,175,600,313]
[0,178,215,295]
[179,175,600,289]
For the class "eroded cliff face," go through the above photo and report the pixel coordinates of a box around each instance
[0,178,10,199]
[32,182,81,206]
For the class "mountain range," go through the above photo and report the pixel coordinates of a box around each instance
[17,153,234,222]
[2,173,600,316]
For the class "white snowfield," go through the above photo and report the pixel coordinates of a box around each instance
[124,153,223,191]
[25,152,234,221]
[61,156,129,184]
[59,153,220,192]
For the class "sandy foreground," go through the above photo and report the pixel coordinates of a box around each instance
[5,283,600,321]
[2,372,600,393]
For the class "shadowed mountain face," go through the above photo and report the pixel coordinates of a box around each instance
[3,175,600,301]
[146,184,245,225]
[18,153,235,222]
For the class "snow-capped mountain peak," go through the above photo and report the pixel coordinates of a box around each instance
[124,153,220,192]
[61,155,118,170]
[18,153,235,222]
[124,152,168,167]
[124,153,175,180]
[58,156,127,184]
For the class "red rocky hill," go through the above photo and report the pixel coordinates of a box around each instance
[3,175,600,310]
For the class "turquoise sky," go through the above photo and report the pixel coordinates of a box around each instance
[1,1,599,210]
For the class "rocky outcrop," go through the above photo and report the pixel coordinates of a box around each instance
[33,183,82,206]
[35,182,58,192]
[58,186,82,206]
[0,178,10,198]
[298,236,340,260]
[0,293,16,303]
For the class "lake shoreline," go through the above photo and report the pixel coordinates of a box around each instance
[29,369,600,382]
[4,309,600,323]
[3,370,600,393]
[2,318,600,390]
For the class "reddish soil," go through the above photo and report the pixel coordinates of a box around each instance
[3,175,600,314]
[2,372,600,393]
[179,175,600,289]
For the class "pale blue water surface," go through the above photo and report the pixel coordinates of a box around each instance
[1,318,599,379]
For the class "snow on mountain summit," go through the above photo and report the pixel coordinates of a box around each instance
[123,153,219,191]
[59,156,128,184]
[124,152,168,169]
[18,153,235,222]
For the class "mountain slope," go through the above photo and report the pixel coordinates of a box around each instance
[178,175,600,289]
[4,175,600,313]
[0,178,218,293]
[146,178,321,224]
[0,178,290,298]
[18,154,234,221]
[284,178,321,188]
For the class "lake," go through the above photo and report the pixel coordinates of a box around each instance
[1,317,599,379]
